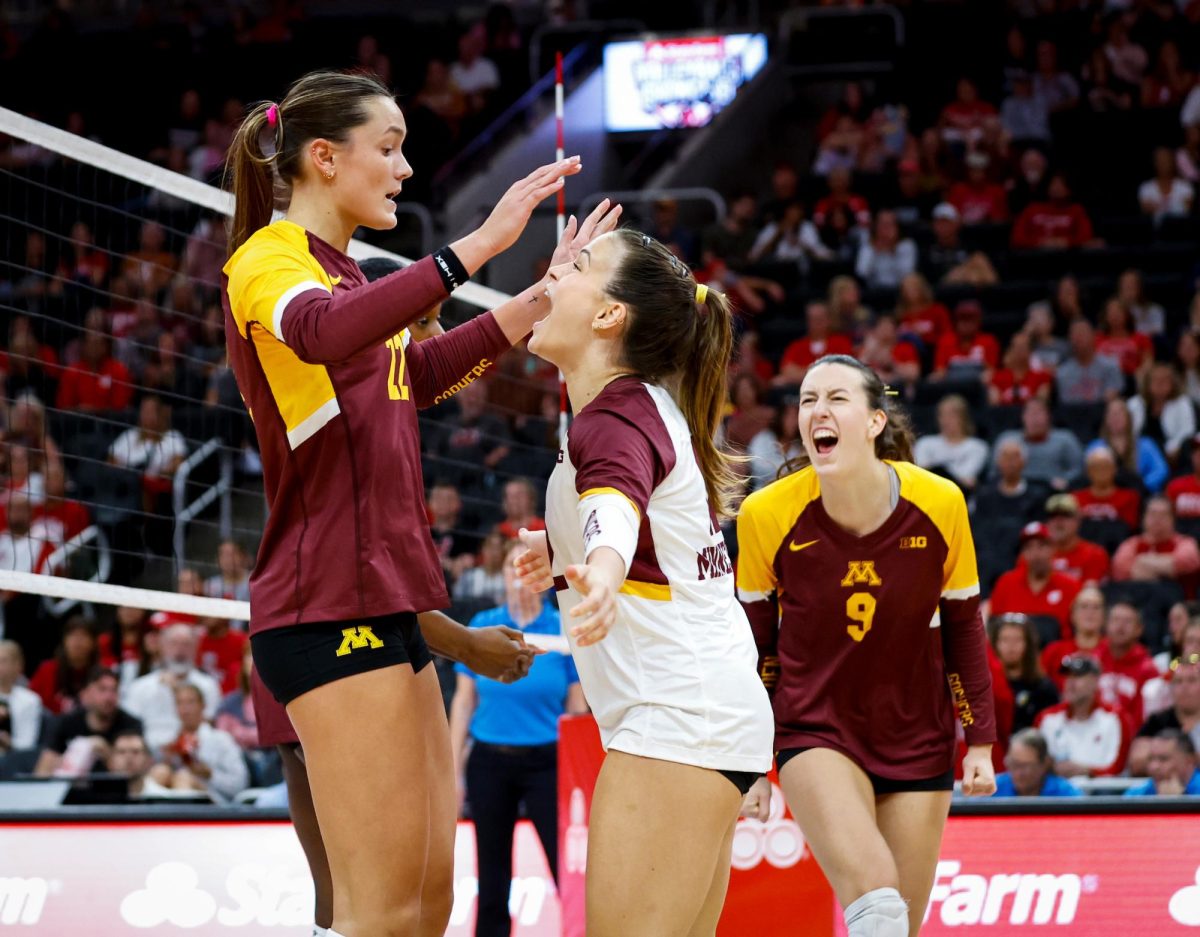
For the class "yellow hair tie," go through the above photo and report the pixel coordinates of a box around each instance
[695,284,709,304]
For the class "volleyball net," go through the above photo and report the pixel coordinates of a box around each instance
[0,105,565,659]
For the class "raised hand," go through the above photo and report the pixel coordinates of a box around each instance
[512,527,554,592]
[469,157,583,262]
[550,197,624,268]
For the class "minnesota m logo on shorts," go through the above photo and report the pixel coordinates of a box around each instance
[336,626,384,657]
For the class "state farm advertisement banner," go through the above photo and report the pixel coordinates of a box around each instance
[0,821,559,934]
[923,815,1200,934]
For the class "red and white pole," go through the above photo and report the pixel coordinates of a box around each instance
[555,50,569,446]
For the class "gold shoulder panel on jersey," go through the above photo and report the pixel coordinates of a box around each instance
[224,221,334,340]
[890,460,979,597]
[735,467,820,600]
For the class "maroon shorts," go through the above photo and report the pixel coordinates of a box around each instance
[251,667,299,748]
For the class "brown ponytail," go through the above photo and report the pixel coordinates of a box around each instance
[225,102,276,255]
[778,353,915,477]
[603,229,742,518]
[224,69,393,255]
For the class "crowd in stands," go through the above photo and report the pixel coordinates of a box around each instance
[3,0,1200,800]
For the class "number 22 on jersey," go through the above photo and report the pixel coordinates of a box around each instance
[841,560,881,643]
[385,331,410,401]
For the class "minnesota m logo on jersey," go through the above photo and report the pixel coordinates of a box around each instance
[840,561,882,587]
[336,626,384,657]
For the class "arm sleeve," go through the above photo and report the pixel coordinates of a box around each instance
[406,313,511,408]
[569,409,665,573]
[735,493,782,693]
[939,485,997,745]
[227,239,448,365]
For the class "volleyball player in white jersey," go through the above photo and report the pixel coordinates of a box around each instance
[514,229,773,937]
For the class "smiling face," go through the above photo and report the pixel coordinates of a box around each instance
[528,231,623,368]
[797,361,885,478]
[324,95,412,232]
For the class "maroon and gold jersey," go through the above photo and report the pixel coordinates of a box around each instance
[223,221,508,635]
[736,460,996,778]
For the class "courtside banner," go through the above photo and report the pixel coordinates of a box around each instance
[0,821,559,934]
[922,815,1200,934]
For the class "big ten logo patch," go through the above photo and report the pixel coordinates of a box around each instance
[900,536,927,549]
[335,626,384,657]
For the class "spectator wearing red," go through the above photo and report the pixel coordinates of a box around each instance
[1042,585,1107,689]
[990,331,1052,406]
[1073,445,1142,530]
[1167,435,1200,520]
[215,645,262,754]
[816,81,870,142]
[28,617,99,715]
[931,300,1000,381]
[1035,654,1128,777]
[812,165,871,229]
[774,302,854,387]
[856,314,922,388]
[990,521,1083,641]
[1096,298,1153,378]
[1011,173,1097,250]
[947,152,1010,224]
[31,464,90,574]
[495,478,546,542]
[725,373,776,453]
[1039,493,1110,584]
[55,330,134,413]
[198,611,249,696]
[939,77,997,147]
[1096,601,1159,730]
[1112,496,1200,597]
[895,272,951,348]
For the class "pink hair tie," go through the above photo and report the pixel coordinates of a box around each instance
[266,104,278,127]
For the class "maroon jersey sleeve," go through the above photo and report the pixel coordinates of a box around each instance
[568,383,674,514]
[280,256,449,364]
[936,485,997,747]
[406,313,510,408]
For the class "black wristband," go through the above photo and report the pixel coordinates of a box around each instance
[432,245,469,293]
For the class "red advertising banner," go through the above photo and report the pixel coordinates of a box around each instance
[923,815,1200,934]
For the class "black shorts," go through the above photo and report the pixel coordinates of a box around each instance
[775,747,955,795]
[251,612,431,706]
[718,769,762,796]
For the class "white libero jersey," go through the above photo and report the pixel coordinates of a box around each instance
[546,377,772,772]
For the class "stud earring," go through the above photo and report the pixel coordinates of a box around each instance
[325,170,334,179]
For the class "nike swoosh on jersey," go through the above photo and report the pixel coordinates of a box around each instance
[789,539,819,552]
[330,275,343,286]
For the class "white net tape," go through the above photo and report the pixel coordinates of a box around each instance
[0,105,513,311]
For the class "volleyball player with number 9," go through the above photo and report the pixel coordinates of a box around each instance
[736,355,997,937]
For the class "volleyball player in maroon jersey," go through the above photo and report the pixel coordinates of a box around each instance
[223,67,616,936]
[737,355,997,937]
